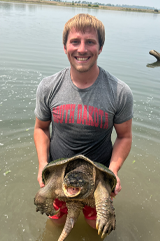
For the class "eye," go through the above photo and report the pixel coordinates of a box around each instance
[87,40,94,45]
[71,39,79,45]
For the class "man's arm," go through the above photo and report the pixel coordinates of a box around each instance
[34,117,51,187]
[109,119,132,197]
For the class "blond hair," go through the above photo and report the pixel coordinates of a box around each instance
[63,14,105,48]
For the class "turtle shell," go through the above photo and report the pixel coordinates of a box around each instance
[42,155,117,192]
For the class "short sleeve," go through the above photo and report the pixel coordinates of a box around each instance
[34,80,51,121]
[114,84,133,124]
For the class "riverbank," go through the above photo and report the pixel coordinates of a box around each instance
[1,0,160,14]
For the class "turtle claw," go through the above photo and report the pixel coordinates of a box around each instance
[101,233,108,239]
[96,218,114,238]
[96,219,100,230]
[36,207,39,212]
[47,208,60,217]
[101,224,111,238]
[34,196,59,217]
[96,219,104,236]
[97,220,104,236]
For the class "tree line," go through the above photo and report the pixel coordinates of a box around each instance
[52,0,159,10]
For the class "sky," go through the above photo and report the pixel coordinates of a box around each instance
[72,0,160,9]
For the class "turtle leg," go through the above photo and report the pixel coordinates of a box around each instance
[94,177,116,238]
[57,201,83,241]
[34,186,58,216]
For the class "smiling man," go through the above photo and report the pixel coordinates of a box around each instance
[34,14,133,229]
[64,27,102,78]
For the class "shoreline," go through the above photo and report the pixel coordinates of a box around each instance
[1,0,160,14]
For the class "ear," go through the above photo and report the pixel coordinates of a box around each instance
[64,45,67,54]
[98,46,103,55]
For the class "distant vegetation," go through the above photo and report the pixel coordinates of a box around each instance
[5,0,159,12]
[52,0,159,10]
[92,4,99,7]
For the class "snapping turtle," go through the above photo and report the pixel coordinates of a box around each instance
[34,155,117,241]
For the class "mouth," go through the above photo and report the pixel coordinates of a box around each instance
[75,57,90,61]
[63,184,81,197]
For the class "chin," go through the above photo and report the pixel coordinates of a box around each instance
[76,67,90,73]
[73,64,95,73]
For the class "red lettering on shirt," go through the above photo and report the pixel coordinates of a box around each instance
[77,104,82,124]
[52,104,109,129]
[52,106,59,123]
[82,105,90,125]
[64,104,70,123]
[94,107,99,127]
[59,105,65,123]
[99,109,104,128]
[88,106,94,126]
[69,104,76,123]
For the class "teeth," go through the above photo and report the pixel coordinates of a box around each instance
[77,57,88,61]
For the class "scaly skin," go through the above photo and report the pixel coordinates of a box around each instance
[34,156,116,240]
[58,201,84,241]
[34,197,58,216]
[34,164,67,216]
[94,171,116,238]
[34,186,58,216]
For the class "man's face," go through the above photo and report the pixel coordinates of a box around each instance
[64,27,102,73]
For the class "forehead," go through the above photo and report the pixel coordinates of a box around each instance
[68,27,98,40]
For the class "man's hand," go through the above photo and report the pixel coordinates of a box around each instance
[109,119,132,199]
[37,163,47,188]
[110,174,121,198]
[34,118,51,188]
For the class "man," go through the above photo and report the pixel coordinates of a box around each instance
[34,14,133,229]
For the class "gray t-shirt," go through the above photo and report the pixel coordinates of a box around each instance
[35,67,133,167]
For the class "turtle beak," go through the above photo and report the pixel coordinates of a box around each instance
[63,184,82,197]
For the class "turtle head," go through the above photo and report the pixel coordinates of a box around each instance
[63,171,94,199]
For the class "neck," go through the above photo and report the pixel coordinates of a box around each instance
[70,65,100,89]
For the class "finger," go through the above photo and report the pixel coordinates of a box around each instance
[110,193,116,199]
[115,183,121,194]
[110,187,120,198]
[37,173,44,188]
[40,181,45,188]
[114,189,119,195]
[38,179,45,188]
[110,188,119,197]
[113,177,121,194]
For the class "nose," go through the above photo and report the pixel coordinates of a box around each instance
[77,41,87,54]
